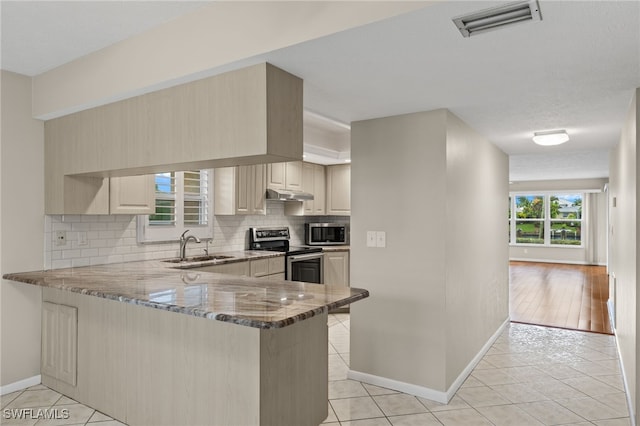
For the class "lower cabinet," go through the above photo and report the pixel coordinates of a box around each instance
[251,257,286,280]
[195,257,285,280]
[195,261,251,276]
[42,302,78,386]
[323,251,350,287]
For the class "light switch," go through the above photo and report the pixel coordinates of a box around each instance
[366,231,377,247]
[376,231,386,248]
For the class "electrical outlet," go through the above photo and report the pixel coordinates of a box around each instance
[55,231,67,246]
[376,231,386,248]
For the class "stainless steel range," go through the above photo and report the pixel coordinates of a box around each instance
[249,227,324,284]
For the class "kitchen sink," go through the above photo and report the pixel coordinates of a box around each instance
[163,255,235,264]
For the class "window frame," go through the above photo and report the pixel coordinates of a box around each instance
[137,170,213,243]
[509,192,584,248]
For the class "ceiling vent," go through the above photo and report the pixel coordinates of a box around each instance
[452,0,542,38]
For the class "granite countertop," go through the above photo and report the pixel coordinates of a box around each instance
[3,251,368,329]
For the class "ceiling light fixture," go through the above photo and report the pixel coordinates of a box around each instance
[453,0,541,38]
[532,130,569,146]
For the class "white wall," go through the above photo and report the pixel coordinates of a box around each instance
[350,109,509,398]
[608,89,638,423]
[1,71,45,388]
[444,112,510,385]
[508,178,608,265]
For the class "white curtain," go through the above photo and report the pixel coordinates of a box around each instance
[585,192,599,264]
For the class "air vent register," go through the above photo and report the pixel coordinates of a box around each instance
[453,0,542,38]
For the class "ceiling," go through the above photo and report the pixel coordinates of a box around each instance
[2,1,639,180]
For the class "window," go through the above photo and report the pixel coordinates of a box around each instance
[515,195,545,244]
[137,170,212,243]
[509,193,583,247]
[550,194,582,246]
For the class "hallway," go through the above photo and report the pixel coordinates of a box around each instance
[510,262,612,335]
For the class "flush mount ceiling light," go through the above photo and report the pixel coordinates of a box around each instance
[532,130,570,146]
[452,0,542,38]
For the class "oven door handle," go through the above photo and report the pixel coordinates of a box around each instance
[287,253,324,262]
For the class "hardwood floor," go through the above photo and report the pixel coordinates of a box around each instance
[509,261,613,335]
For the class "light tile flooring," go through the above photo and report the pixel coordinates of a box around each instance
[324,313,631,426]
[0,384,124,426]
[0,314,631,426]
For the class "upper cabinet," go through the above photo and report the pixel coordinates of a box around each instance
[326,164,351,216]
[214,164,266,216]
[302,162,326,216]
[45,63,302,214]
[109,175,155,215]
[267,161,302,190]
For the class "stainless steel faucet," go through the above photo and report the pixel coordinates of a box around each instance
[179,230,201,261]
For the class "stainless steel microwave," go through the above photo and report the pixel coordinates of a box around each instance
[305,223,349,246]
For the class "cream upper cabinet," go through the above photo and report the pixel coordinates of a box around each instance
[323,251,350,287]
[266,162,286,189]
[285,161,302,190]
[301,162,326,216]
[326,164,351,216]
[44,63,303,214]
[214,165,266,216]
[267,161,302,190]
[109,175,155,215]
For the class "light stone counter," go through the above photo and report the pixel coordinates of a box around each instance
[4,251,368,425]
[3,250,367,329]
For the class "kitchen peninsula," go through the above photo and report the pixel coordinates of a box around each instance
[4,253,368,426]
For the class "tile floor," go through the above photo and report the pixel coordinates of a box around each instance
[0,384,124,426]
[325,314,631,426]
[0,314,631,426]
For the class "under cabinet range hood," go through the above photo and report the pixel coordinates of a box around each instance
[266,188,314,201]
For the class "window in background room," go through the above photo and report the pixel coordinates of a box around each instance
[515,195,545,244]
[509,193,584,247]
[137,170,212,243]
[550,194,582,246]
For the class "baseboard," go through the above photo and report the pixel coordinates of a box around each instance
[348,369,449,403]
[348,318,510,404]
[613,329,636,426]
[1,375,41,395]
[443,318,510,401]
[510,258,606,266]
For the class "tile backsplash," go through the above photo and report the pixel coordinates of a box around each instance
[45,202,349,270]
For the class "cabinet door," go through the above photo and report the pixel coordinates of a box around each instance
[41,302,78,386]
[235,166,251,215]
[252,164,267,215]
[57,304,78,386]
[42,302,58,379]
[250,258,270,278]
[268,257,285,275]
[285,161,302,190]
[197,261,250,276]
[323,251,350,287]
[302,162,315,214]
[313,164,326,215]
[213,167,236,215]
[326,164,350,216]
[109,175,155,214]
[267,163,286,189]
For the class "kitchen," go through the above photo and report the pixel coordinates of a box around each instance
[2,1,640,426]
